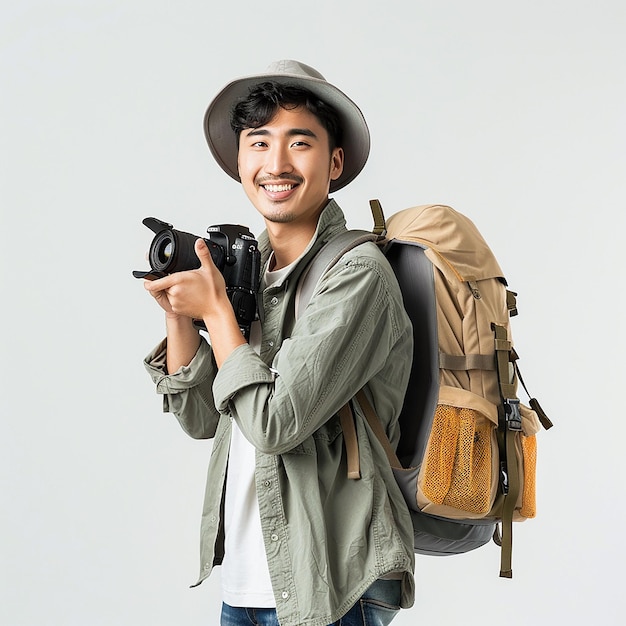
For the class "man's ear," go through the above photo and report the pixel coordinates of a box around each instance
[329,147,344,181]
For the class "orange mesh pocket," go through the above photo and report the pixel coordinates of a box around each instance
[519,434,537,518]
[422,404,494,515]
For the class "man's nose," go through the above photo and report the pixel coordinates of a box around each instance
[265,144,293,176]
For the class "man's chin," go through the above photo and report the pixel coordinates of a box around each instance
[261,210,296,224]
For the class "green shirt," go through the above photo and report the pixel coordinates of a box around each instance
[144,200,415,625]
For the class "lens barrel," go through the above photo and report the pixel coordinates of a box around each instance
[148,229,226,274]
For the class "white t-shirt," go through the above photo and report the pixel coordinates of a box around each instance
[220,256,293,608]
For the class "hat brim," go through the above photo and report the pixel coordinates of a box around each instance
[203,71,370,193]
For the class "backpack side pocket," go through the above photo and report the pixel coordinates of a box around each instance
[513,404,541,520]
[417,385,499,519]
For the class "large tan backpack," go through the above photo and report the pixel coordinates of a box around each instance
[298,200,553,578]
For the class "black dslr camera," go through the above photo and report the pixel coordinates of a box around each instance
[133,217,261,340]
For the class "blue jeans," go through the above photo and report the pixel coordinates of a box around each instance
[220,578,401,625]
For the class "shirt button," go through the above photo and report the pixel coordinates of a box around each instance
[271,533,279,541]
[264,480,272,488]
[268,340,274,347]
[270,296,279,305]
[281,591,289,600]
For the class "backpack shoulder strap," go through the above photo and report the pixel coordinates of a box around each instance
[356,389,402,469]
[294,230,378,481]
[294,204,387,481]
[296,198,387,313]
[296,229,378,315]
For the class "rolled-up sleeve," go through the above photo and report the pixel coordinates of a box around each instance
[144,338,221,439]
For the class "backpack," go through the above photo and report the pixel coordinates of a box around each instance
[297,199,553,578]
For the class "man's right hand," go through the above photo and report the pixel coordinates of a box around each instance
[143,271,202,373]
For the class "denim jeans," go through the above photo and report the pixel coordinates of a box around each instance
[220,578,401,625]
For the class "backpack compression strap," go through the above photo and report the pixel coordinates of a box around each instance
[492,322,522,578]
[492,321,553,576]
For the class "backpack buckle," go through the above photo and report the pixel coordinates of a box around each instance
[503,398,522,432]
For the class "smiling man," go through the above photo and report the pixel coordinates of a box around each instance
[237,105,344,268]
[143,60,415,626]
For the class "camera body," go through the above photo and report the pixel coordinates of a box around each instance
[134,217,261,339]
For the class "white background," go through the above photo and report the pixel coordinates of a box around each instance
[1,1,624,624]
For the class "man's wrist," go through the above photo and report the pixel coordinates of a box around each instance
[165,311,194,325]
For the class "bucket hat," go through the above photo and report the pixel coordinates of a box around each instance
[203,59,370,192]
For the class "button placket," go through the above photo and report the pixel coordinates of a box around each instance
[261,290,282,359]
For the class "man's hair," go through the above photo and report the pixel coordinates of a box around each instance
[230,81,343,151]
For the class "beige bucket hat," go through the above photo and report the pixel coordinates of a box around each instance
[203,60,370,192]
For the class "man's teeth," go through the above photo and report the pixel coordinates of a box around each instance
[264,184,294,192]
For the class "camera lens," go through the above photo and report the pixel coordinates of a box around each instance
[157,239,173,264]
[150,231,177,272]
[149,228,200,274]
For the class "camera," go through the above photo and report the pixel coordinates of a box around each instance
[133,217,261,340]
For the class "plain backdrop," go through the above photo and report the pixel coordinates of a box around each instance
[1,1,624,624]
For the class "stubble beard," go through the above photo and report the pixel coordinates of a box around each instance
[261,205,298,224]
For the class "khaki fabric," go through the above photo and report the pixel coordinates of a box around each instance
[387,204,507,407]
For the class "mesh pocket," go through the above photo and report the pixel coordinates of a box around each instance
[422,404,494,515]
[519,434,537,518]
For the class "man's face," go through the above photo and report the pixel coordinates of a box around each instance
[237,106,344,227]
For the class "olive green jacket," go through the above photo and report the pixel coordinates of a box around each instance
[144,200,415,626]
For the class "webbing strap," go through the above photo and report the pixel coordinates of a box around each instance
[338,403,361,479]
[439,352,496,371]
[492,324,516,400]
[335,390,401,480]
[491,322,522,578]
[368,199,387,237]
[499,424,521,578]
[356,389,402,469]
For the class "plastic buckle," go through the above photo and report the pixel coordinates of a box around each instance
[504,398,522,431]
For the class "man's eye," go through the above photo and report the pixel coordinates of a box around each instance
[291,141,309,147]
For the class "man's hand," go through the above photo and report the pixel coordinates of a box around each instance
[144,238,246,368]
[144,238,228,320]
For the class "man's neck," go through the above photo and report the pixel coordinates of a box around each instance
[266,223,317,271]
[264,200,329,270]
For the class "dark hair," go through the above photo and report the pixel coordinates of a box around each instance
[230,81,343,151]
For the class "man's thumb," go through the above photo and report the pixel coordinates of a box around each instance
[195,238,213,266]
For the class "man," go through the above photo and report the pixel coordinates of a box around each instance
[143,60,415,626]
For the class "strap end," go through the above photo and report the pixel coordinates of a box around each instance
[368,199,387,238]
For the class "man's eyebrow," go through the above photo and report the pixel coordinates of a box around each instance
[287,128,318,139]
[244,127,319,139]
